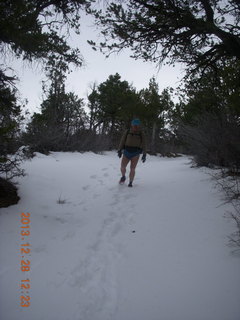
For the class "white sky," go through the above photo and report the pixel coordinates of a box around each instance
[6,13,185,115]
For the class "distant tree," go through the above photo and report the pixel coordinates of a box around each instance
[25,93,87,152]
[140,78,174,153]
[85,73,178,152]
[87,83,102,133]
[97,75,142,129]
[97,73,133,134]
[24,61,87,152]
[86,73,146,149]
[140,77,163,152]
[89,0,240,72]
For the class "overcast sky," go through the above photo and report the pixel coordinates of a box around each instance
[7,12,185,115]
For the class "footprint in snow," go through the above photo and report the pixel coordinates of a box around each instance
[62,230,76,240]
[124,193,137,200]
[34,244,47,253]
[82,185,90,191]
[110,199,118,206]
[110,221,122,237]
[110,193,120,206]
[41,205,49,210]
[55,217,67,224]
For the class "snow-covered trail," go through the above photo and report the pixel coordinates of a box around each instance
[0,152,240,320]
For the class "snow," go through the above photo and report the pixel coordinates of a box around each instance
[0,151,240,320]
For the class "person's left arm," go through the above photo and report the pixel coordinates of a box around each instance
[141,131,147,155]
[141,131,147,162]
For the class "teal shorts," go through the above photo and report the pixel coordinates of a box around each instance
[123,149,141,160]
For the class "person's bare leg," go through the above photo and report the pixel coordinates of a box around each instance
[129,155,140,183]
[121,155,130,177]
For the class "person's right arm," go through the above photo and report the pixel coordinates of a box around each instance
[118,130,128,151]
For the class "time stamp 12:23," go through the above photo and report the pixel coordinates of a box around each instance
[20,212,31,307]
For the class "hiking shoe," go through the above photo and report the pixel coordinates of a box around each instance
[128,181,133,187]
[119,176,126,184]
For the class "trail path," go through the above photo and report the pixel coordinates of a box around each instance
[0,152,239,320]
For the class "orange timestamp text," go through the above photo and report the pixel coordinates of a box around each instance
[20,212,31,307]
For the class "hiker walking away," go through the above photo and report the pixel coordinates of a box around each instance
[117,119,147,187]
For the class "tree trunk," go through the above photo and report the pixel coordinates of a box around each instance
[151,122,157,153]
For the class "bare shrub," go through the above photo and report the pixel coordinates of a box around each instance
[57,195,68,205]
[0,147,26,181]
[0,177,20,207]
[213,169,240,251]
[178,112,240,167]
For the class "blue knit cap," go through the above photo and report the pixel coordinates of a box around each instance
[131,118,141,125]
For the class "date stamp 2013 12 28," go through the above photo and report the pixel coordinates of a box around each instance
[20,212,31,307]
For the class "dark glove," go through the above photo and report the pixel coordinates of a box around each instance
[142,154,146,163]
[117,150,122,158]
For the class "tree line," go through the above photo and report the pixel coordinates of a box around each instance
[23,68,176,155]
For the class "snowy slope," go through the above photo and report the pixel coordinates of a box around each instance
[0,151,239,320]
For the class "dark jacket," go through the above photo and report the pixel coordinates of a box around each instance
[118,129,147,154]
